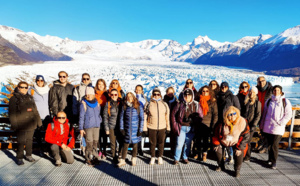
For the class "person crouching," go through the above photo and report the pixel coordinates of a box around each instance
[79,87,102,166]
[45,111,75,166]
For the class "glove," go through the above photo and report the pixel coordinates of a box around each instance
[137,132,142,137]
[142,131,148,137]
[120,130,125,136]
[166,130,170,135]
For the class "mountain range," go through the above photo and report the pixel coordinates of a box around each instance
[0,25,299,76]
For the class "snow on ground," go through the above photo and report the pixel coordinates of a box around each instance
[0,54,294,101]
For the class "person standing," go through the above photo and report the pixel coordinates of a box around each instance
[209,80,220,100]
[260,85,292,169]
[108,79,125,101]
[179,79,198,102]
[237,81,250,115]
[9,81,42,165]
[45,111,75,166]
[118,92,144,167]
[143,87,170,165]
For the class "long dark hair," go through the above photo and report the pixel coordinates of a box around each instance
[209,80,220,93]
[198,85,215,102]
[183,79,195,91]
[95,79,107,91]
[124,92,140,110]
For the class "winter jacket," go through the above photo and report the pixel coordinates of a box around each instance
[212,117,250,150]
[179,87,198,102]
[120,104,144,144]
[217,90,241,122]
[143,99,170,131]
[257,82,273,112]
[79,98,102,130]
[260,95,292,136]
[171,89,203,136]
[28,83,50,120]
[163,95,179,133]
[73,82,93,115]
[9,89,42,131]
[103,99,122,131]
[136,94,147,108]
[237,93,247,117]
[242,97,262,131]
[201,100,218,129]
[45,117,75,148]
[49,80,74,117]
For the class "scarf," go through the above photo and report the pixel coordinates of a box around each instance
[153,98,161,102]
[33,83,50,95]
[228,118,238,135]
[239,90,248,96]
[83,98,98,108]
[109,86,123,99]
[126,101,133,107]
[136,94,146,106]
[95,90,107,107]
[258,82,269,92]
[200,95,210,116]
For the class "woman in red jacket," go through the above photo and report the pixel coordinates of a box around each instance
[45,111,75,166]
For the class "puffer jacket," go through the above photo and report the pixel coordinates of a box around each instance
[171,89,203,136]
[28,83,50,120]
[103,99,122,131]
[242,97,262,131]
[213,117,250,150]
[143,98,170,131]
[201,100,218,129]
[9,89,42,131]
[49,80,74,117]
[79,98,102,130]
[120,104,144,144]
[217,90,241,122]
[260,95,292,136]
[73,82,93,115]
[45,117,75,148]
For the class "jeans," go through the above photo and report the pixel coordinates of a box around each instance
[174,126,195,161]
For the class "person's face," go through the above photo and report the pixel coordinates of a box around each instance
[186,80,193,89]
[18,83,28,95]
[167,89,174,98]
[59,72,68,83]
[249,90,256,99]
[257,77,266,88]
[97,81,105,91]
[221,86,228,93]
[36,79,44,87]
[201,88,210,96]
[57,112,67,124]
[210,81,217,90]
[111,91,118,101]
[82,75,90,85]
[135,86,143,95]
[184,94,192,102]
[241,83,249,93]
[127,93,134,103]
[112,81,119,89]
[86,94,95,101]
[227,111,237,122]
[153,92,161,99]
[273,87,282,97]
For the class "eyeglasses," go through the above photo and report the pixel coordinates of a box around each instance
[82,78,90,81]
[241,86,248,89]
[186,81,193,84]
[57,117,66,119]
[228,112,237,117]
[19,86,28,89]
[59,76,66,78]
[258,80,265,83]
[153,94,161,96]
[111,94,118,97]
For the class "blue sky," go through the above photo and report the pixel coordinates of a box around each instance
[1,0,300,44]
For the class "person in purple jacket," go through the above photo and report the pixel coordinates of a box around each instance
[260,85,292,169]
[79,87,102,166]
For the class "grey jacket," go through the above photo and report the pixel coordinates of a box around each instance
[103,99,122,131]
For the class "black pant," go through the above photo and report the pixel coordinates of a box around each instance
[245,130,255,159]
[148,128,166,157]
[216,146,244,171]
[266,133,282,164]
[99,129,108,153]
[122,143,138,159]
[195,124,211,154]
[109,129,123,158]
[16,130,35,159]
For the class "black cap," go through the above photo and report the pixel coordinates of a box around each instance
[221,82,229,88]
[152,87,161,95]
[184,89,193,96]
[272,85,282,92]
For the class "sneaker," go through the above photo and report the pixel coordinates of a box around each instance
[244,157,250,162]
[215,166,221,172]
[259,148,267,154]
[149,157,155,165]
[17,159,24,166]
[98,151,102,159]
[183,159,189,164]
[25,156,35,162]
[117,159,126,167]
[132,157,137,166]
[271,163,277,169]
[86,160,94,167]
[174,160,179,165]
[202,153,207,162]
[55,159,62,167]
[193,154,199,160]
[235,170,240,177]
[158,157,163,165]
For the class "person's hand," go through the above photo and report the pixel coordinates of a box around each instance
[235,150,242,156]
[214,145,221,152]
[80,130,86,137]
[137,132,142,137]
[142,131,148,137]
[65,146,71,151]
[61,143,67,150]
[166,130,170,135]
[106,131,110,135]
[120,130,125,136]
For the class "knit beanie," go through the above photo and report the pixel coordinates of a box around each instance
[250,86,258,95]
[152,87,161,95]
[86,87,95,95]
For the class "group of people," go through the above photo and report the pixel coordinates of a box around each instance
[8,71,293,177]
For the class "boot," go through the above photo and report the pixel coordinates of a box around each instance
[149,157,155,165]
[235,170,240,177]
[202,153,207,162]
[158,157,163,165]
[132,157,137,166]
[25,156,35,162]
[118,159,126,167]
[55,159,62,167]
[17,159,24,166]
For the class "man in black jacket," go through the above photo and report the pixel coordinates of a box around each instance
[9,81,42,165]
[49,71,74,121]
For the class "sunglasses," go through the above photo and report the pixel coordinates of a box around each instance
[59,76,66,78]
[228,112,237,117]
[211,83,217,86]
[221,86,227,89]
[112,82,118,85]
[258,80,265,83]
[82,78,90,81]
[19,86,28,89]
[57,117,66,119]
[153,94,161,96]
[241,86,248,89]
[186,82,193,84]
[111,94,118,96]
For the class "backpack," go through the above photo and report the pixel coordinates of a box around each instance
[266,98,286,112]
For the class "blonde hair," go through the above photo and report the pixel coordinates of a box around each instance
[223,106,241,131]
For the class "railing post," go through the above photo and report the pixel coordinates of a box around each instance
[288,110,296,150]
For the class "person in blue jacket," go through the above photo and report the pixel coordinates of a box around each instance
[79,87,102,166]
[118,92,144,167]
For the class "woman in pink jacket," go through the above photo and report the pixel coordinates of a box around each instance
[260,85,292,169]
